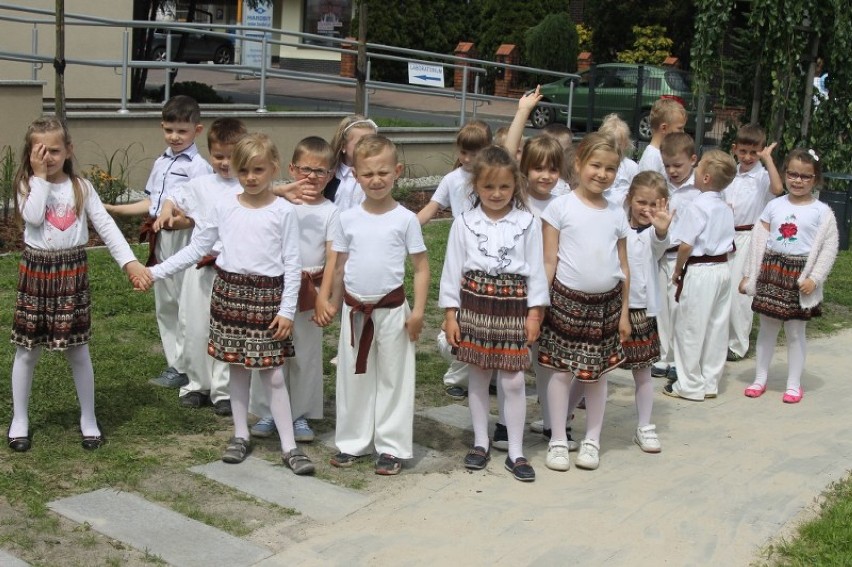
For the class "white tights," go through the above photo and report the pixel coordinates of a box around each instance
[468,366,526,460]
[550,372,607,444]
[753,315,807,394]
[229,365,296,453]
[10,344,100,438]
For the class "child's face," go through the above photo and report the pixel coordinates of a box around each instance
[289,152,333,201]
[30,130,71,183]
[458,148,480,172]
[343,126,375,166]
[785,158,817,200]
[575,149,619,195]
[209,142,235,179]
[527,162,560,199]
[237,155,278,197]
[475,166,515,219]
[661,115,687,135]
[693,158,717,192]
[732,143,762,173]
[161,121,203,154]
[628,185,661,226]
[662,150,696,187]
[354,148,403,205]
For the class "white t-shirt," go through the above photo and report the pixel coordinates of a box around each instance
[672,191,734,256]
[168,173,242,255]
[723,162,774,226]
[527,194,556,219]
[637,145,665,176]
[294,199,341,269]
[438,207,550,309]
[20,176,136,267]
[144,144,212,217]
[333,163,365,211]
[551,178,571,197]
[627,224,669,314]
[333,204,427,296]
[665,174,700,249]
[762,195,828,256]
[431,167,474,218]
[609,157,640,203]
[152,194,302,318]
[542,192,630,293]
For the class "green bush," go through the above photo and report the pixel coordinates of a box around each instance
[524,12,579,81]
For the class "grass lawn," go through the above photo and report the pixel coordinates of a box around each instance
[0,220,850,565]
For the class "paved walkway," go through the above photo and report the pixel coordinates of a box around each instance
[36,328,852,566]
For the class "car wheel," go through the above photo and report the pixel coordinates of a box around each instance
[638,111,653,142]
[529,104,555,129]
[151,46,167,62]
[214,45,234,65]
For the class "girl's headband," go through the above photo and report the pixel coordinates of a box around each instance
[343,119,378,136]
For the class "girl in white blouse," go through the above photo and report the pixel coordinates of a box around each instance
[439,146,549,482]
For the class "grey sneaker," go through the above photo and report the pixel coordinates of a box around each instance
[222,437,251,464]
[149,367,189,389]
[293,417,315,443]
[283,447,315,475]
[250,417,276,438]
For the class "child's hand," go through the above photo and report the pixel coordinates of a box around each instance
[650,198,673,234]
[274,178,318,204]
[312,297,338,326]
[124,261,151,289]
[525,313,542,345]
[269,315,293,340]
[738,277,749,294]
[151,213,169,232]
[518,85,543,116]
[618,311,631,343]
[758,142,778,163]
[672,268,682,286]
[444,317,461,348]
[165,209,193,230]
[103,203,116,215]
[405,311,424,342]
[799,277,816,295]
[30,143,49,179]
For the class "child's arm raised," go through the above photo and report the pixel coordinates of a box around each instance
[758,142,784,196]
[406,251,430,341]
[505,86,542,160]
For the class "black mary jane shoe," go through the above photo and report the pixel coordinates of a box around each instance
[8,434,31,453]
[81,424,105,451]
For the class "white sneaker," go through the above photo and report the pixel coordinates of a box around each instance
[575,439,600,470]
[634,424,661,453]
[545,441,571,471]
[529,419,544,434]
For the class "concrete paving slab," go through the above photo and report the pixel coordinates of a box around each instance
[0,549,29,567]
[47,489,271,567]
[190,457,371,523]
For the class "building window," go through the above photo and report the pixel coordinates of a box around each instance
[302,0,353,45]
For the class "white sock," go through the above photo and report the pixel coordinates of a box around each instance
[257,366,297,452]
[65,345,100,437]
[754,315,782,387]
[500,370,527,461]
[467,365,492,450]
[633,367,653,427]
[583,377,607,443]
[10,346,41,438]
[784,320,807,393]
[546,371,572,444]
[228,366,252,440]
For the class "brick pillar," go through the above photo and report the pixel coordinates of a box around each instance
[454,42,477,92]
[494,44,518,98]
[577,52,593,72]
[340,37,357,78]
[663,56,680,69]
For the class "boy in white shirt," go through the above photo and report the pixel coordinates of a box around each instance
[664,150,737,401]
[723,124,783,360]
[637,98,687,176]
[325,135,429,476]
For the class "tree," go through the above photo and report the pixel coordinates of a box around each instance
[525,12,579,75]
[477,0,569,61]
[616,25,673,65]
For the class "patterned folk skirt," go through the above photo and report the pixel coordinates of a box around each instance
[752,250,820,321]
[208,268,295,368]
[455,271,530,372]
[621,308,660,370]
[537,279,625,382]
[12,246,91,350]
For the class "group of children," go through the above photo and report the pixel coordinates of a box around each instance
[8,93,838,484]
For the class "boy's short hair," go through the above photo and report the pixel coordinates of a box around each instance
[353,134,398,166]
[700,149,737,190]
[660,132,695,158]
[292,136,334,167]
[649,98,687,131]
[207,118,247,148]
[520,136,564,176]
[231,132,279,173]
[734,123,767,147]
[162,95,201,124]
[457,121,492,152]
[542,122,573,150]
[493,126,509,148]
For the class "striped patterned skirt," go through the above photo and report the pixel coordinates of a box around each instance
[455,271,530,371]
[621,308,660,370]
[537,279,625,382]
[12,246,90,350]
[752,250,820,321]
[208,268,295,368]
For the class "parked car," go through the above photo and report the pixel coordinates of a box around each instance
[150,28,234,65]
[529,63,713,141]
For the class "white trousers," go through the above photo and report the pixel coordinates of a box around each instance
[672,262,731,400]
[335,294,415,459]
[249,310,324,420]
[178,265,230,402]
[656,254,678,367]
[153,229,190,370]
[727,231,754,356]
